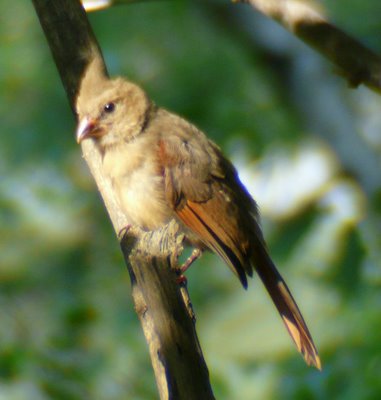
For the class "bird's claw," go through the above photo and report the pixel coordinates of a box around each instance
[118,224,132,240]
[175,274,188,286]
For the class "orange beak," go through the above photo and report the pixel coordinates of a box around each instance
[76,117,98,143]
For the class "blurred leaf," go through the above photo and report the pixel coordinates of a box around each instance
[1,0,380,399]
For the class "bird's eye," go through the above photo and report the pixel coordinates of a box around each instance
[103,102,115,113]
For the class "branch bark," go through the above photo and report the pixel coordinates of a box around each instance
[31,1,214,398]
[235,0,381,92]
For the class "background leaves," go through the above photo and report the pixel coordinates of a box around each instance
[1,1,380,399]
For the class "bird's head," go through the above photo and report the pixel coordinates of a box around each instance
[76,59,151,150]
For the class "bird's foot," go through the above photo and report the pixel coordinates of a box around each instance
[175,274,188,286]
[118,224,132,240]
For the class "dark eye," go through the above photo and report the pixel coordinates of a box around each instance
[103,102,115,113]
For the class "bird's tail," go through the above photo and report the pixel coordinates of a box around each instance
[253,248,321,370]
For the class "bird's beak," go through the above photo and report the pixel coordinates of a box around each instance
[76,117,98,143]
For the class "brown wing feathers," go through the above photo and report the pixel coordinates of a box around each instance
[177,200,249,288]
[178,196,321,368]
[159,133,321,369]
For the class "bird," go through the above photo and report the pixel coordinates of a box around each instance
[75,57,321,370]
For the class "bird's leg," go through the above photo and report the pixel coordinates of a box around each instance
[118,224,132,240]
[175,248,203,285]
[181,248,202,273]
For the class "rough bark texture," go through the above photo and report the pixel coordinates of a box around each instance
[31,1,215,398]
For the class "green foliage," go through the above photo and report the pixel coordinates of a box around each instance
[1,1,380,399]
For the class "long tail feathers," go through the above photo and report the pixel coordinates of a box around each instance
[254,250,321,370]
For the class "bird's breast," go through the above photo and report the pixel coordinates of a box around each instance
[102,140,172,230]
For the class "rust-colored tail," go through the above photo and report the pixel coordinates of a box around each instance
[254,249,321,370]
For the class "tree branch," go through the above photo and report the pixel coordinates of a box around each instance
[81,0,381,91]
[31,1,214,398]
[235,0,381,92]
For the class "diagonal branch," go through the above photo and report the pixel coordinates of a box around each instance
[236,0,381,92]
[80,0,381,91]
[31,1,214,399]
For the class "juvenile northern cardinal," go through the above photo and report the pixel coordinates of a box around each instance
[76,57,321,369]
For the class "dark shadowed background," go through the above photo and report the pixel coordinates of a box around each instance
[1,1,381,398]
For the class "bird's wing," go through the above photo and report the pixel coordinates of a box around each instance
[156,118,321,369]
[157,124,255,288]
